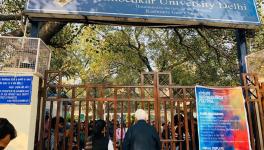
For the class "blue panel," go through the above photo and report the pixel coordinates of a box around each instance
[0,76,33,105]
[25,0,260,27]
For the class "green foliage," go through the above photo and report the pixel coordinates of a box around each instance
[251,25,264,53]
[0,0,25,34]
[247,51,264,79]
[167,28,239,86]
[250,0,264,52]
[49,25,241,86]
[1,0,25,14]
[0,20,20,33]
[2,0,263,86]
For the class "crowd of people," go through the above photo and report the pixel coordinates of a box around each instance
[1,109,198,150]
[161,114,199,150]
[42,109,161,150]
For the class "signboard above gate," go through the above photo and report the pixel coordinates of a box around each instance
[25,0,260,29]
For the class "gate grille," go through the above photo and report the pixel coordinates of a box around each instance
[35,71,264,150]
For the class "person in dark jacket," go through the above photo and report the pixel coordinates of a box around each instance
[85,119,114,150]
[123,109,161,150]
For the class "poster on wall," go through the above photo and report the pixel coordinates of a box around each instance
[25,0,260,29]
[0,76,33,105]
[195,86,251,150]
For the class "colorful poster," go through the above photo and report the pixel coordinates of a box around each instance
[195,86,251,150]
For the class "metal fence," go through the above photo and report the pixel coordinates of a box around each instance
[35,71,264,150]
[0,36,51,75]
[243,74,264,150]
[260,82,264,109]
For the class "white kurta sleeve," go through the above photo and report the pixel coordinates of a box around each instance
[108,139,114,150]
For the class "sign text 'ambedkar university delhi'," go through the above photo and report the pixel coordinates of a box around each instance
[25,0,260,29]
[195,86,251,150]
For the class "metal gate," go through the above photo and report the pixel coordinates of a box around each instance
[34,71,264,150]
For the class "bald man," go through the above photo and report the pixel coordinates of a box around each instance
[123,109,161,150]
[0,118,17,150]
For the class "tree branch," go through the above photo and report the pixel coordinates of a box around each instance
[133,28,153,72]
[50,24,86,48]
[2,21,66,44]
[38,22,67,44]
[166,57,189,71]
[173,28,198,63]
[121,28,153,72]
[196,29,221,65]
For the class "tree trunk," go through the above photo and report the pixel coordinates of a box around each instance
[2,16,66,44]
[38,22,66,44]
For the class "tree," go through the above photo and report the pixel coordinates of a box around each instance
[50,25,241,86]
[0,0,66,44]
[1,0,263,86]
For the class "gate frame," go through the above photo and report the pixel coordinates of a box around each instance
[35,70,264,150]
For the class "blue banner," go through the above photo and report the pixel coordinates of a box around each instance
[0,76,33,105]
[25,0,260,29]
[195,86,250,150]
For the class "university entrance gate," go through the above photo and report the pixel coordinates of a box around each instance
[23,0,262,149]
[35,70,264,150]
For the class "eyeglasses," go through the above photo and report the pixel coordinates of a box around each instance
[0,146,5,150]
